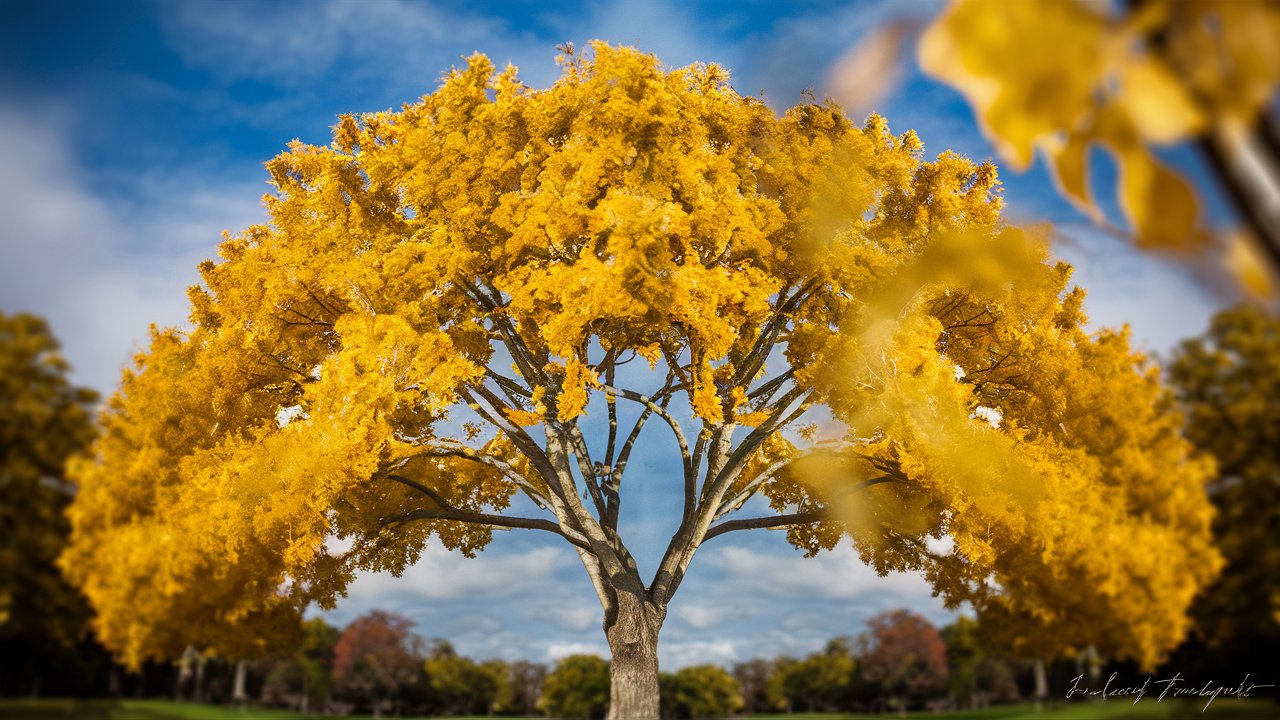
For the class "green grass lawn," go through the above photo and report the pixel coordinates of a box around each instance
[757,699,1276,720]
[0,699,1274,720]
[0,699,497,720]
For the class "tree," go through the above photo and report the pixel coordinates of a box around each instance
[422,640,499,715]
[331,611,422,717]
[730,658,771,715]
[540,654,610,720]
[63,43,1220,718]
[773,638,858,712]
[659,664,741,719]
[942,616,980,708]
[919,0,1280,291]
[941,615,1019,709]
[1168,306,1280,676]
[859,610,948,714]
[0,312,98,695]
[504,659,548,717]
[260,618,340,712]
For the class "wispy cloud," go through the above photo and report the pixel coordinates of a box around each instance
[161,0,529,87]
[338,542,572,605]
[534,602,602,633]
[660,639,738,668]
[675,602,749,631]
[543,0,739,73]
[546,640,609,662]
[703,543,941,602]
[0,105,262,394]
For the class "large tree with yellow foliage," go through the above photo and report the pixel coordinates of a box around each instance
[63,44,1219,718]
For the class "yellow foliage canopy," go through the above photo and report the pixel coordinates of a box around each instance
[64,44,1217,670]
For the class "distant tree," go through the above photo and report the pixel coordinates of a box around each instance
[942,616,978,708]
[332,611,422,717]
[941,615,1021,709]
[423,640,499,715]
[480,659,513,715]
[261,618,340,712]
[762,657,798,713]
[860,610,948,714]
[730,658,771,715]
[659,664,741,720]
[774,638,858,712]
[1169,306,1280,676]
[541,654,610,720]
[505,659,548,716]
[0,312,98,695]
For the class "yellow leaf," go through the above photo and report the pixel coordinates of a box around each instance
[1094,104,1204,250]
[919,0,1107,170]
[1043,131,1100,221]
[1117,55,1206,144]
[1225,230,1277,298]
[826,22,908,121]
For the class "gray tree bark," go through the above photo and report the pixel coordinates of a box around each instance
[604,589,665,720]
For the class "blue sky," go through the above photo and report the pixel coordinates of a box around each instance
[0,0,1234,668]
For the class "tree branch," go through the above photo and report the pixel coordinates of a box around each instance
[383,474,590,549]
[456,387,562,502]
[733,279,819,388]
[398,440,550,509]
[565,422,609,520]
[703,511,822,541]
[597,382,692,483]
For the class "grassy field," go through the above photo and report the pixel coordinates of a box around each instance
[0,699,1275,720]
[0,700,493,720]
[759,698,1276,719]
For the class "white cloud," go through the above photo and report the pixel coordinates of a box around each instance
[341,542,570,604]
[536,602,601,632]
[660,639,738,669]
[0,106,263,396]
[674,603,747,630]
[1052,226,1223,354]
[546,640,609,662]
[704,544,940,602]
[161,0,522,86]
[746,1,934,108]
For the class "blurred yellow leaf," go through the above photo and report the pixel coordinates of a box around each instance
[1094,103,1205,249]
[918,0,1107,170]
[1118,55,1206,143]
[1225,231,1276,298]
[1044,131,1100,220]
[826,22,909,121]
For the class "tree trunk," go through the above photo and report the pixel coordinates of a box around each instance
[604,590,664,720]
[232,659,248,707]
[1032,658,1048,706]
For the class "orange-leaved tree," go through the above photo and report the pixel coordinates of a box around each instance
[62,44,1219,718]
